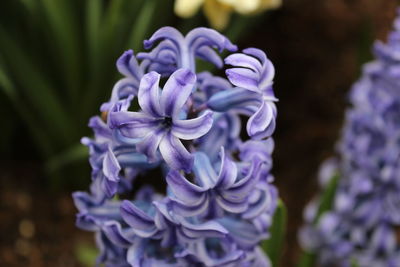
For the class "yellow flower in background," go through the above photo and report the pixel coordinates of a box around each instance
[174,0,281,30]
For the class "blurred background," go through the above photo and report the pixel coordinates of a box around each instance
[0,0,398,266]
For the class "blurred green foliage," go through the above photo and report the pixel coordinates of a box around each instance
[0,0,265,188]
[262,199,287,267]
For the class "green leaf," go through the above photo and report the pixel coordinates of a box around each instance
[46,143,88,173]
[0,61,52,157]
[85,0,103,76]
[39,0,82,104]
[0,27,75,146]
[262,199,287,267]
[75,243,97,267]
[313,175,339,224]
[126,0,158,51]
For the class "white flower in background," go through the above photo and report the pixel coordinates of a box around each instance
[174,0,281,30]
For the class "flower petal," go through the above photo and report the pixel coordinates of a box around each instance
[207,88,260,112]
[166,170,207,205]
[226,67,259,92]
[102,221,133,247]
[193,152,218,188]
[160,68,196,118]
[172,110,213,140]
[116,50,143,80]
[222,159,262,202]
[215,148,237,189]
[170,197,209,217]
[159,133,194,172]
[120,200,158,237]
[180,219,228,239]
[225,53,263,73]
[136,127,166,162]
[247,100,275,139]
[103,147,120,183]
[138,71,163,117]
[109,111,159,138]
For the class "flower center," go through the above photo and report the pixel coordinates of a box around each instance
[162,117,173,127]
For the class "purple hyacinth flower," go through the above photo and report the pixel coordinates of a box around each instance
[224,48,278,139]
[110,68,213,172]
[300,10,400,266]
[101,50,144,112]
[138,27,237,72]
[166,148,262,217]
[74,26,280,266]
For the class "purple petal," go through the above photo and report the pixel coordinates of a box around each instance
[216,196,248,213]
[215,148,237,189]
[180,219,228,239]
[172,110,213,140]
[160,68,196,118]
[159,133,193,172]
[101,78,138,112]
[247,101,275,139]
[226,68,259,92]
[103,147,120,183]
[193,152,218,188]
[186,27,237,53]
[222,160,262,202]
[116,50,143,80]
[127,238,145,267]
[225,53,263,73]
[166,170,207,205]
[109,111,158,138]
[196,46,223,68]
[207,88,260,112]
[170,197,209,217]
[102,221,133,247]
[136,127,166,162]
[120,200,158,237]
[138,71,163,117]
[144,26,184,50]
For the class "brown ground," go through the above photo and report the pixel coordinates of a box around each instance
[1,0,398,266]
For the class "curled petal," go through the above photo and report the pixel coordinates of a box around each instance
[193,152,218,188]
[127,238,145,267]
[102,221,134,247]
[159,133,193,172]
[160,68,196,118]
[215,147,237,189]
[169,197,209,217]
[247,101,275,139]
[207,88,260,112]
[180,219,228,239]
[116,50,143,80]
[136,127,166,162]
[222,160,262,202]
[144,26,184,50]
[103,147,120,183]
[120,200,158,237]
[186,27,237,53]
[166,170,207,205]
[216,196,248,213]
[226,67,259,92]
[225,53,263,73]
[138,71,163,117]
[196,46,224,68]
[172,110,213,140]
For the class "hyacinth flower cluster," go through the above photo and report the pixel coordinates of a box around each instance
[300,12,400,267]
[73,27,279,266]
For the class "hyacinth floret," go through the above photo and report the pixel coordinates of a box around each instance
[300,10,400,267]
[74,27,278,267]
